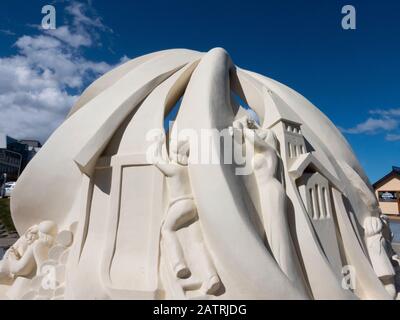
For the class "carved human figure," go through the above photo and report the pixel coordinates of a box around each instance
[0,221,57,283]
[339,163,399,298]
[364,216,397,298]
[233,116,304,282]
[379,215,400,297]
[380,215,398,261]
[0,225,39,283]
[152,136,221,295]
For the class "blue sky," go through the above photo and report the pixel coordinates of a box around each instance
[0,0,399,182]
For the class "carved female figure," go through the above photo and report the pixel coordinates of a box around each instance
[233,116,304,283]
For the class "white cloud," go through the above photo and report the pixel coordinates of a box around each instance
[369,108,400,117]
[46,26,92,48]
[341,118,398,134]
[0,1,126,143]
[0,29,16,36]
[341,107,400,141]
[386,134,400,142]
[119,55,130,64]
[66,2,109,31]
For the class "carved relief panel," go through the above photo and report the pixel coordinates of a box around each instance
[297,172,344,277]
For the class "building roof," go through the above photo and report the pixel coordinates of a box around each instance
[262,89,303,129]
[19,140,42,148]
[373,166,400,189]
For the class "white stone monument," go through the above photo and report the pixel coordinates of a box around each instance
[0,48,398,300]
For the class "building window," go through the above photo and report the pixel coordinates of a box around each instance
[378,191,398,202]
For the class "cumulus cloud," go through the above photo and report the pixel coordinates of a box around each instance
[47,26,92,48]
[0,1,126,143]
[341,118,398,134]
[341,107,400,141]
[386,134,400,142]
[369,108,400,117]
[0,29,16,36]
[66,1,110,32]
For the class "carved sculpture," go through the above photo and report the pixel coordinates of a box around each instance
[0,48,396,299]
[231,116,306,288]
[364,217,397,298]
[0,225,38,284]
[0,221,75,300]
[152,136,221,295]
[0,221,57,281]
[381,216,400,298]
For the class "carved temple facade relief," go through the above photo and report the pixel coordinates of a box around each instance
[282,121,307,161]
[266,115,347,283]
[262,98,369,298]
[297,172,345,277]
[299,173,332,221]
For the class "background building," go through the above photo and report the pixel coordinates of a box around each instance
[0,135,21,182]
[0,133,41,182]
[7,137,42,172]
[373,166,400,217]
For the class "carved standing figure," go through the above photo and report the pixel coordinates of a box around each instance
[364,216,397,298]
[381,215,400,265]
[152,135,221,295]
[233,116,304,284]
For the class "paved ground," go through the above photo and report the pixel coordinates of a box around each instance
[0,222,18,253]
[0,236,17,248]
